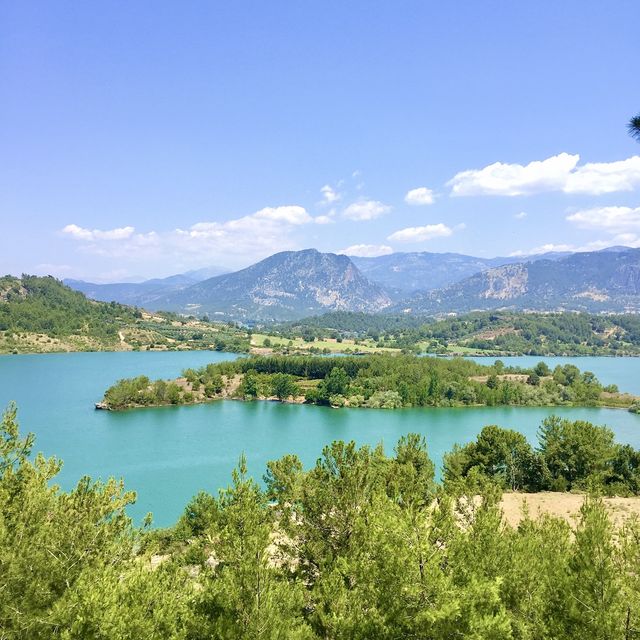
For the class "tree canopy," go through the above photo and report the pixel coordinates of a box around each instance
[3,404,640,638]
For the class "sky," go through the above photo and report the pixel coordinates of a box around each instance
[1,1,639,282]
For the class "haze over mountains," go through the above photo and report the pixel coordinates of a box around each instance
[64,266,227,307]
[63,246,640,321]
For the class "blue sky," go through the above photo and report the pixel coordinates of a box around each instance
[1,1,639,281]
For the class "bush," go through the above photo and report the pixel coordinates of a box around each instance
[365,390,403,409]
[329,394,346,408]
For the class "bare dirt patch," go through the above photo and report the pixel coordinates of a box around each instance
[469,373,530,384]
[500,492,640,528]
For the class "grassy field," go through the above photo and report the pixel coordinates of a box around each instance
[250,332,400,354]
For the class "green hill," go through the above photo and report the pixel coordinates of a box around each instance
[0,275,250,354]
[0,274,141,350]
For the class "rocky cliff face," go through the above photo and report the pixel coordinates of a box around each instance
[481,264,529,300]
[611,263,640,294]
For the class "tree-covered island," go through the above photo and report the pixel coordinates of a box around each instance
[99,353,638,411]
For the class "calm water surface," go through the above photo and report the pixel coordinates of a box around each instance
[1,351,639,527]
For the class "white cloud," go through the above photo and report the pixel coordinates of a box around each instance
[514,211,528,219]
[448,153,640,197]
[387,223,453,243]
[510,235,640,257]
[62,224,136,241]
[60,204,317,270]
[448,153,579,196]
[343,200,391,221]
[404,187,435,206]
[517,243,575,256]
[338,244,393,258]
[314,215,334,225]
[566,206,640,232]
[565,157,640,195]
[254,205,312,225]
[320,184,340,204]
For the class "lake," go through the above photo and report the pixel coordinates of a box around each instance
[1,351,639,527]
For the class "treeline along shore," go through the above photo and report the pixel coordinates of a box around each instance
[98,353,640,411]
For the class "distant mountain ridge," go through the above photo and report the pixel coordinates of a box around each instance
[151,249,393,321]
[64,266,226,307]
[396,247,640,314]
[351,250,570,292]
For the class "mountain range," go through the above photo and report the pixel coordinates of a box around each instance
[397,248,640,315]
[350,250,569,293]
[64,266,226,307]
[62,246,640,321]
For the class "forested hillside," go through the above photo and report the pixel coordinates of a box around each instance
[0,275,250,354]
[274,310,640,355]
[3,403,640,638]
[0,275,140,348]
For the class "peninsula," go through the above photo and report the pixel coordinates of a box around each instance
[98,354,638,411]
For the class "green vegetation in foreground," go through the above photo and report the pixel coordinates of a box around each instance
[0,275,251,354]
[99,353,635,411]
[3,403,640,638]
[272,310,640,356]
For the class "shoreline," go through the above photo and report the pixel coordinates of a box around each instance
[95,394,640,413]
[7,346,640,358]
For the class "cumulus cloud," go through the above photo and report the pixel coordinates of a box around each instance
[448,153,640,197]
[566,206,640,232]
[514,211,528,219]
[62,224,136,241]
[565,157,640,195]
[320,184,340,204]
[404,187,435,206]
[314,215,334,225]
[338,244,393,258]
[253,205,312,224]
[510,234,640,257]
[60,204,319,270]
[343,200,391,221]
[448,153,579,196]
[387,223,454,243]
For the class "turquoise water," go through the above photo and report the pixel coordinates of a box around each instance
[1,351,640,527]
